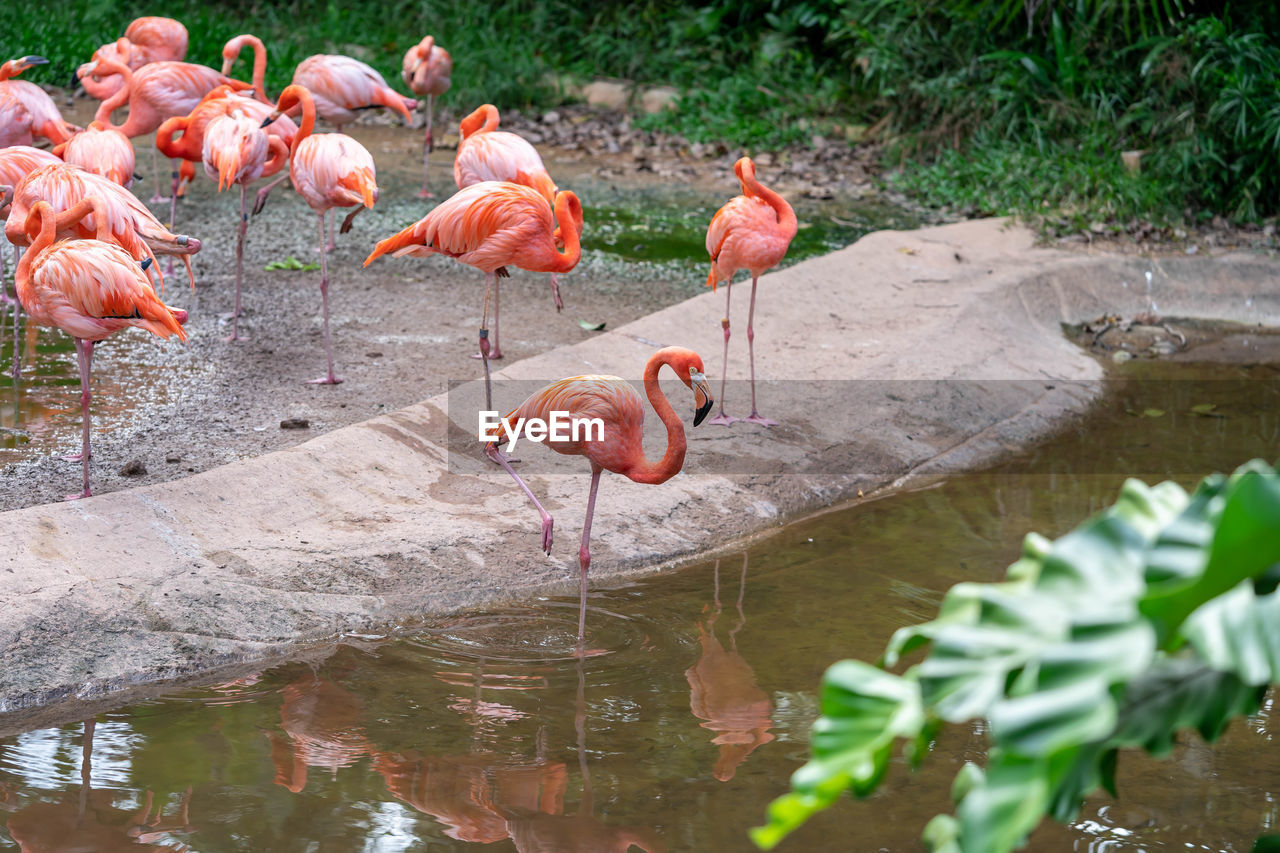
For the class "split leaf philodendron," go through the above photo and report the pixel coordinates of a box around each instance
[753,459,1280,852]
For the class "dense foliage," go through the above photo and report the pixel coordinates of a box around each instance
[8,0,1280,225]
[753,458,1280,851]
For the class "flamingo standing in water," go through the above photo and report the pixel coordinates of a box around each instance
[83,50,250,205]
[77,16,189,100]
[0,146,62,377]
[202,110,288,341]
[401,36,452,197]
[0,55,77,147]
[363,181,583,409]
[483,346,712,647]
[454,104,572,314]
[262,84,378,385]
[705,156,797,427]
[15,197,187,499]
[290,54,416,132]
[53,121,136,187]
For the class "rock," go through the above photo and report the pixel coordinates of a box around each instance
[583,80,630,110]
[165,454,181,464]
[640,86,679,114]
[1112,350,1134,363]
[119,459,147,476]
[280,418,310,430]
[541,110,561,124]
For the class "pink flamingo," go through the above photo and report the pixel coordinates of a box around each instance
[262,84,378,384]
[6,162,202,293]
[83,50,250,204]
[290,54,416,132]
[0,55,77,147]
[220,33,273,104]
[482,346,712,647]
[454,104,572,314]
[363,181,583,409]
[15,197,187,499]
[202,109,288,340]
[76,16,189,100]
[401,36,452,197]
[52,121,136,187]
[704,156,797,427]
[156,84,296,208]
[0,146,62,377]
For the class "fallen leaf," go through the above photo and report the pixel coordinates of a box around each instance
[265,256,319,271]
[897,246,918,255]
[578,319,607,331]
[1143,408,1166,418]
[1190,403,1226,418]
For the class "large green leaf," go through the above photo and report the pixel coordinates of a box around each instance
[756,460,1280,852]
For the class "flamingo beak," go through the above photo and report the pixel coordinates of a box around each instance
[221,58,233,75]
[260,110,281,128]
[690,369,713,426]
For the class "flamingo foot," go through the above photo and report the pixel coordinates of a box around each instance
[149,192,170,204]
[743,413,778,427]
[307,374,344,385]
[63,489,91,501]
[61,452,90,463]
[706,413,738,426]
[224,332,247,343]
[471,348,503,360]
[416,188,435,199]
[540,515,553,555]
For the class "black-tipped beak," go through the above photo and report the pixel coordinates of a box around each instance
[70,71,81,86]
[139,257,153,271]
[260,112,279,128]
[23,56,49,67]
[690,368,713,426]
[133,172,144,182]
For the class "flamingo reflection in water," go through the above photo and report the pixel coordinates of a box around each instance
[685,553,776,781]
[5,719,196,851]
[266,673,374,792]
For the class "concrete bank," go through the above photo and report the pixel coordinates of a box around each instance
[2,218,1276,727]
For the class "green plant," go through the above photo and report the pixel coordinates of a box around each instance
[754,458,1280,852]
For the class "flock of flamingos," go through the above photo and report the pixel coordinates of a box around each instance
[0,16,800,643]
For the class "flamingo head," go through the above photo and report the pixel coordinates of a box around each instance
[4,56,48,77]
[660,347,713,426]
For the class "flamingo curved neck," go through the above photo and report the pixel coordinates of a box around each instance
[628,354,688,485]
[243,36,268,101]
[282,87,315,158]
[741,169,797,233]
[93,62,134,131]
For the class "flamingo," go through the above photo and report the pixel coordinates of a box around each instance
[483,346,712,647]
[202,109,288,340]
[704,156,797,427]
[83,50,250,205]
[76,16,189,100]
[6,162,202,293]
[401,36,452,198]
[0,146,62,377]
[363,181,583,409]
[290,54,416,132]
[262,84,378,384]
[0,55,77,147]
[454,103,572,314]
[15,197,188,499]
[156,85,297,213]
[220,33,273,104]
[52,121,136,187]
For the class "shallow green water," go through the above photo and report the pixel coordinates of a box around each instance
[0,364,1276,852]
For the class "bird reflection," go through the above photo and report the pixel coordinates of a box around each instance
[6,719,196,851]
[267,672,375,792]
[685,553,775,781]
[499,657,668,852]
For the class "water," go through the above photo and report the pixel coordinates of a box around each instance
[0,360,1275,851]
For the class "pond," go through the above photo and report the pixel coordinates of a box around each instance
[0,358,1275,851]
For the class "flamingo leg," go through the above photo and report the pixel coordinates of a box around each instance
[252,172,290,216]
[167,160,180,230]
[67,338,94,500]
[149,146,168,203]
[549,272,563,312]
[485,443,553,554]
[11,247,21,380]
[743,274,776,426]
[325,210,336,253]
[479,271,494,410]
[577,467,603,649]
[308,211,342,384]
[471,275,504,361]
[227,184,248,342]
[708,279,736,426]
[417,93,435,199]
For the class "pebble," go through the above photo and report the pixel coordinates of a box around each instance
[280,418,310,430]
[119,459,147,476]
